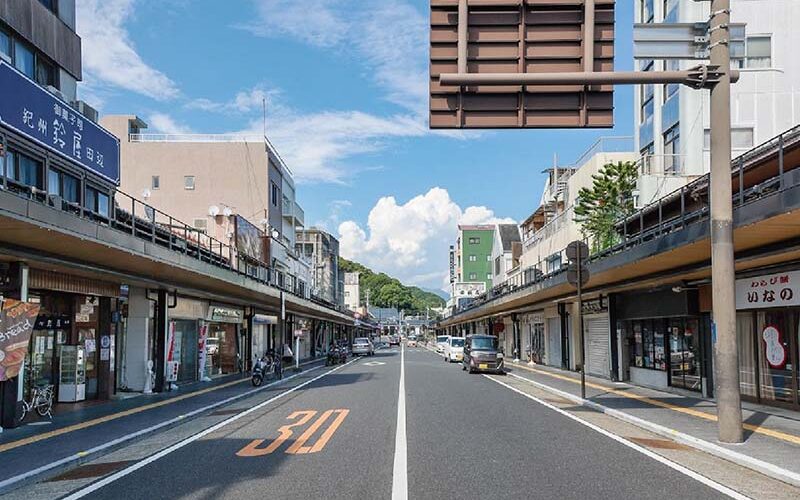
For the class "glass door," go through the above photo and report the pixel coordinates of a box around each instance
[668,318,701,391]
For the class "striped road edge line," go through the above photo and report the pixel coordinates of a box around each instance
[0,362,327,494]
[504,372,800,489]
[485,375,751,500]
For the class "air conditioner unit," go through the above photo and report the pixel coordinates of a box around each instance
[72,100,98,123]
[46,85,66,101]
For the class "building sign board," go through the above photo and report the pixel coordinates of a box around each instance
[430,0,615,129]
[207,306,244,324]
[0,299,41,381]
[0,61,120,184]
[735,271,800,310]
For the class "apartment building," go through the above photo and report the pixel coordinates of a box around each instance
[344,272,360,311]
[296,228,344,307]
[634,0,800,206]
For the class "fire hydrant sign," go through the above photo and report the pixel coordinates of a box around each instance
[735,270,800,310]
[0,299,41,381]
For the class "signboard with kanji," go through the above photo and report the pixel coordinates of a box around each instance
[0,61,120,184]
[430,0,615,129]
[735,271,800,310]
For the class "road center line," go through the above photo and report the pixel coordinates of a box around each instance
[392,344,408,500]
[483,375,751,500]
[62,358,360,500]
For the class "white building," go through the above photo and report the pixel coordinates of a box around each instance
[344,272,360,311]
[490,224,522,285]
[634,0,800,206]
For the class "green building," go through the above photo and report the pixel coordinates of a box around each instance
[456,225,495,289]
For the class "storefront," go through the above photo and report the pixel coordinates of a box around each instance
[206,304,244,377]
[23,270,120,404]
[583,297,611,379]
[521,312,545,364]
[252,313,277,362]
[616,288,711,395]
[735,269,800,409]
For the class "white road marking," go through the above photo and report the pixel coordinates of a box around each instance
[61,359,360,499]
[391,343,408,500]
[364,361,386,366]
[484,375,751,500]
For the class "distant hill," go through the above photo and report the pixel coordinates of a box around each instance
[339,257,446,314]
[421,287,449,300]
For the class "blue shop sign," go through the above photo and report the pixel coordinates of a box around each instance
[0,61,120,184]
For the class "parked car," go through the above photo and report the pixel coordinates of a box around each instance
[352,337,375,356]
[462,335,504,374]
[389,335,400,346]
[444,336,464,363]
[406,335,418,348]
[436,335,451,354]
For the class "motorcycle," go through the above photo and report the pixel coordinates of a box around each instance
[251,352,275,387]
[325,346,339,366]
[338,342,348,364]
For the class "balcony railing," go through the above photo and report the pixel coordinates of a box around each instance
[638,154,688,176]
[448,124,800,318]
[0,178,344,313]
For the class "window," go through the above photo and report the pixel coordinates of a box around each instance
[85,185,109,217]
[495,256,501,275]
[642,0,654,23]
[6,151,43,188]
[468,237,480,245]
[48,168,79,203]
[35,56,56,88]
[152,176,160,190]
[468,255,477,262]
[703,127,754,151]
[184,175,195,190]
[546,253,562,273]
[486,273,492,280]
[640,62,654,124]
[734,36,772,69]
[663,0,678,23]
[468,273,477,280]
[663,60,679,102]
[486,254,491,261]
[38,0,57,13]
[14,39,34,79]
[271,182,279,207]
[663,126,680,174]
[0,30,9,62]
[627,319,667,371]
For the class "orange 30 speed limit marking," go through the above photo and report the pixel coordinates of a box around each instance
[236,409,350,457]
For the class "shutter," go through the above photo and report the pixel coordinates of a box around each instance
[585,314,610,378]
[547,317,561,367]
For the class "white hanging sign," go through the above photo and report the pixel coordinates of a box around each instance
[735,270,800,310]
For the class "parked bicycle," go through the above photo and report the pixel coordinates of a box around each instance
[20,383,54,421]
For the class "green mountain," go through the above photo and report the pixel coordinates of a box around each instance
[339,257,445,314]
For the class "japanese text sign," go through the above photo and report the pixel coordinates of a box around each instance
[0,61,120,184]
[0,299,41,381]
[735,271,800,310]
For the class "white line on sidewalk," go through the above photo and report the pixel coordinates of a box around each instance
[62,358,360,500]
[484,375,751,500]
[392,343,408,500]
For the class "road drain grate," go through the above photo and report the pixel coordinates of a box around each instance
[627,437,690,450]
[47,460,135,482]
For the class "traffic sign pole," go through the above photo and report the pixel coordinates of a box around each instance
[577,252,586,399]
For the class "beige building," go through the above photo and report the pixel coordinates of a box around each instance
[100,115,306,274]
[343,272,360,311]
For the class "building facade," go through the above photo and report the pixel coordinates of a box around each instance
[344,272,360,311]
[634,0,800,206]
[296,228,343,307]
[490,224,521,285]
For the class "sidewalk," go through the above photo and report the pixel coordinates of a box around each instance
[504,361,800,487]
[0,358,324,493]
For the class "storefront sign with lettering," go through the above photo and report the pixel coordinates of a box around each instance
[736,270,800,309]
[0,299,41,381]
[762,325,787,369]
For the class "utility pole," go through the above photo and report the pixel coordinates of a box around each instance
[709,0,743,444]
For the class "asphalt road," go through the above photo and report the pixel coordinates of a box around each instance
[42,346,736,500]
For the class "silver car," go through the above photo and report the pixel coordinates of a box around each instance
[352,337,375,356]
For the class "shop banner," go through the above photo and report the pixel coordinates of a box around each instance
[0,299,41,381]
[736,270,800,310]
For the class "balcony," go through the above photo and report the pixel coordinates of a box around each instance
[282,200,305,227]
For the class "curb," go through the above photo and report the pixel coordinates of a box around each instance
[505,371,800,488]
[0,359,329,495]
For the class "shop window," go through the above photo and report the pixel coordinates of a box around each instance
[756,310,796,404]
[628,319,666,371]
[14,39,35,79]
[668,318,701,391]
[736,312,758,397]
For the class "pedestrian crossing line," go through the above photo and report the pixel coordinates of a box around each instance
[509,363,800,446]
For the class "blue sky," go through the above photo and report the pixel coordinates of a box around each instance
[77,0,635,291]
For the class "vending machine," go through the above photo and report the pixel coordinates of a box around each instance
[58,345,86,402]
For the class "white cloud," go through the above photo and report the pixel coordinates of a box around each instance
[148,113,193,134]
[186,86,281,114]
[337,188,515,290]
[242,0,348,48]
[77,0,180,101]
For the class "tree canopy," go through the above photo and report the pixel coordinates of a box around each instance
[573,160,638,252]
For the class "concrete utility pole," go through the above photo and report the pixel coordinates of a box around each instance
[709,0,743,444]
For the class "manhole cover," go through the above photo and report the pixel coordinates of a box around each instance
[47,460,135,482]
